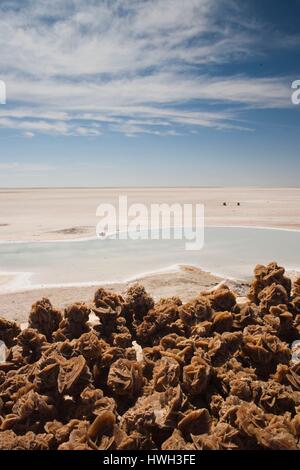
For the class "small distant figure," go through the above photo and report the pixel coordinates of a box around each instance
[223,202,227,206]
[237,202,240,206]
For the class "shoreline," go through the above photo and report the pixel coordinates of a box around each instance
[1,225,300,294]
[0,265,230,323]
[0,262,249,295]
[0,263,182,294]
[1,187,300,242]
[1,223,300,245]
[1,261,298,323]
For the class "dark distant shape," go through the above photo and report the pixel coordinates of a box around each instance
[223,202,227,206]
[237,202,240,206]
[49,226,90,235]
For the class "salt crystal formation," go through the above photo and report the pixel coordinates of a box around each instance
[0,262,300,450]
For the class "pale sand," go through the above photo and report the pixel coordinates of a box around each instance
[0,274,15,287]
[0,187,300,242]
[0,266,250,323]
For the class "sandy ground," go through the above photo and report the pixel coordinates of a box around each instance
[0,274,14,287]
[0,266,251,323]
[0,187,300,242]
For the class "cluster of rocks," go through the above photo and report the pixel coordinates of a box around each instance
[0,262,300,450]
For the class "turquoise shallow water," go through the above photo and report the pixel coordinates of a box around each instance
[0,227,299,290]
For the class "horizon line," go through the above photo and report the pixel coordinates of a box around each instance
[1,185,300,190]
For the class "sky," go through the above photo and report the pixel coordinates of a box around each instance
[0,0,299,187]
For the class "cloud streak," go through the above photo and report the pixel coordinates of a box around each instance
[0,0,296,137]
[0,162,58,172]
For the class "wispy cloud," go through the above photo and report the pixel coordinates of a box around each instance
[0,162,58,172]
[0,0,296,137]
[0,163,19,170]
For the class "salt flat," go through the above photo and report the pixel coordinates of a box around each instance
[0,187,299,242]
[0,187,299,320]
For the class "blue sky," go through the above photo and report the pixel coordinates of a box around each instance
[0,0,299,187]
